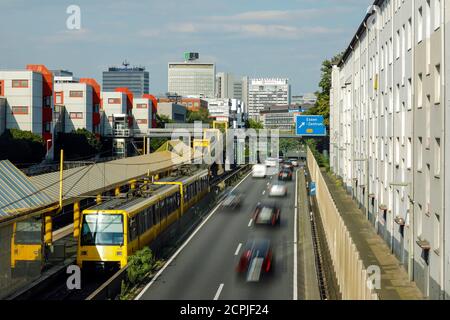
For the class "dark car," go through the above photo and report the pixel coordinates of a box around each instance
[278,168,293,181]
[253,202,281,226]
[236,238,273,282]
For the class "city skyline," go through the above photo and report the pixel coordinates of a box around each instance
[0,0,373,95]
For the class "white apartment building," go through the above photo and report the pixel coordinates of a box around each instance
[132,97,152,133]
[247,78,290,120]
[101,91,130,135]
[0,65,54,145]
[330,0,449,299]
[54,77,94,133]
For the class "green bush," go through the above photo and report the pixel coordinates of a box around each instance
[0,129,46,166]
[127,247,156,285]
[55,128,102,160]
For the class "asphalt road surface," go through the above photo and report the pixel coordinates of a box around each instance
[137,166,319,300]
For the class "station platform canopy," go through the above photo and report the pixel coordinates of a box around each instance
[1,141,201,225]
[0,160,56,224]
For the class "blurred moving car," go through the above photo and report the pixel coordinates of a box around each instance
[264,157,278,167]
[269,182,287,197]
[288,158,299,167]
[253,202,281,226]
[236,238,273,282]
[252,164,267,178]
[222,191,242,209]
[278,168,293,181]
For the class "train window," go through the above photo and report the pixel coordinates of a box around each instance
[138,212,146,235]
[151,204,158,225]
[129,217,138,241]
[176,192,181,207]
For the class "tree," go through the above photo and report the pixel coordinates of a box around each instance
[246,119,264,130]
[186,108,211,124]
[155,114,173,128]
[55,129,102,161]
[0,129,46,167]
[303,52,343,128]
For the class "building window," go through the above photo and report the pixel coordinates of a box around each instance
[70,91,83,98]
[418,7,423,43]
[435,64,441,104]
[55,92,64,105]
[396,30,400,59]
[434,138,441,176]
[434,0,441,30]
[417,137,423,171]
[407,137,412,169]
[407,78,412,110]
[136,103,147,109]
[434,213,440,252]
[108,98,121,104]
[417,73,423,108]
[137,119,148,124]
[12,80,29,88]
[12,106,29,114]
[69,112,83,119]
[407,18,412,50]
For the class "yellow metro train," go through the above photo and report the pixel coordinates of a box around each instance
[76,169,209,269]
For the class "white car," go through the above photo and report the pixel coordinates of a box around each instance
[269,183,287,197]
[265,158,278,167]
[252,164,267,178]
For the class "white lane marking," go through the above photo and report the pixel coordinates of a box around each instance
[262,190,266,195]
[293,169,298,301]
[214,283,224,300]
[248,219,253,227]
[234,243,242,256]
[135,170,253,300]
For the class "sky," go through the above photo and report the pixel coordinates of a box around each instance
[0,0,373,96]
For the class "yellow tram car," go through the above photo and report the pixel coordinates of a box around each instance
[76,169,209,269]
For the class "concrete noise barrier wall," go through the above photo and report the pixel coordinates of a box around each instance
[307,148,378,300]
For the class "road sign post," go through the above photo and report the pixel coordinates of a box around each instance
[295,115,327,137]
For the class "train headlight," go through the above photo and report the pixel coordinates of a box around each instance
[116,251,122,256]
[81,251,88,256]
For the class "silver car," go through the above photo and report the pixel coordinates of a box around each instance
[269,183,287,197]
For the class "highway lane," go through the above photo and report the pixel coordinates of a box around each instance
[137,167,311,300]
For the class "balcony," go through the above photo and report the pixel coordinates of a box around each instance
[42,107,52,123]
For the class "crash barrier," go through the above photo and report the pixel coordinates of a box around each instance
[307,148,378,300]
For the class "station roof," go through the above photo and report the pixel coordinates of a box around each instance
[0,160,54,222]
[30,149,196,205]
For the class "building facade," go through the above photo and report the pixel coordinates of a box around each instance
[158,97,208,112]
[54,77,95,133]
[0,97,5,135]
[260,105,302,131]
[247,78,290,120]
[0,65,54,146]
[168,61,215,98]
[330,0,449,299]
[216,72,234,99]
[103,64,149,98]
[157,102,186,122]
[132,97,152,133]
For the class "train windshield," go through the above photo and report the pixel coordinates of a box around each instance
[81,214,124,246]
[15,220,42,244]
